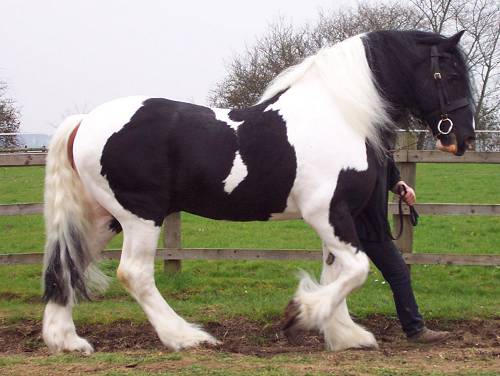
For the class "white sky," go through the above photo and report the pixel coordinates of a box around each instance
[0,0,355,134]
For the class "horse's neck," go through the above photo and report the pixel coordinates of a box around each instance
[365,36,419,121]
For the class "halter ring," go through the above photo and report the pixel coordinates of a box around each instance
[437,117,453,135]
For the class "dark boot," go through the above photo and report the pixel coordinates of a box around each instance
[408,327,450,344]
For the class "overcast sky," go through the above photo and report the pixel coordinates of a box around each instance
[0,0,357,134]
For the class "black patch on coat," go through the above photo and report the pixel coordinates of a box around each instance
[328,144,380,249]
[100,90,296,225]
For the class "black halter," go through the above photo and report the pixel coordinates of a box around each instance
[430,46,470,135]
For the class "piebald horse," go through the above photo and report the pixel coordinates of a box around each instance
[42,30,475,353]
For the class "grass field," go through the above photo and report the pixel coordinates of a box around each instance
[0,164,499,323]
[0,163,499,375]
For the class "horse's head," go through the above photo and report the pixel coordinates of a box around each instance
[412,31,475,156]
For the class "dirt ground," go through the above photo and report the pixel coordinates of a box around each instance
[1,316,499,375]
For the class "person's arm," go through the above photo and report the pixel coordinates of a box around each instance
[387,156,416,206]
[387,155,401,191]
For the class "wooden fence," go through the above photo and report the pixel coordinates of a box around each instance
[1,133,499,271]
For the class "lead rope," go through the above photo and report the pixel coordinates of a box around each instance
[389,184,419,241]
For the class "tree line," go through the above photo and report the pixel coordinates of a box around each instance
[0,81,19,147]
[209,0,499,132]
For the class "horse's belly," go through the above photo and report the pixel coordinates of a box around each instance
[178,183,298,222]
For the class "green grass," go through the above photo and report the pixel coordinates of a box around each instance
[0,164,499,326]
[0,348,497,375]
[416,163,500,204]
[1,260,499,325]
[0,166,45,203]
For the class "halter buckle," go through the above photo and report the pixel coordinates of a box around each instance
[437,117,453,135]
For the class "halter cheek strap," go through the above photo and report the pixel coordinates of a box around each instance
[430,46,470,135]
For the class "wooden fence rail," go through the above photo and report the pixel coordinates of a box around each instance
[1,136,499,270]
[1,248,499,266]
[2,202,500,217]
[2,151,500,167]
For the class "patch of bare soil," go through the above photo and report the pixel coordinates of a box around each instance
[1,315,498,355]
[1,316,498,374]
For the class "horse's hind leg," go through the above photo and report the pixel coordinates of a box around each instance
[43,202,118,354]
[116,216,218,351]
[285,199,377,350]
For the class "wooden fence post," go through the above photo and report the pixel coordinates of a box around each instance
[393,131,417,266]
[163,212,182,274]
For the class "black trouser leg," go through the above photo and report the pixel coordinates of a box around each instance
[361,240,425,337]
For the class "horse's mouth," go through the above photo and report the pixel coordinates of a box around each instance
[436,139,458,154]
[436,137,474,156]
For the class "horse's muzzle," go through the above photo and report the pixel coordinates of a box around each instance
[436,139,457,154]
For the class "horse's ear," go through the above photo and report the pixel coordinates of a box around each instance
[442,30,466,51]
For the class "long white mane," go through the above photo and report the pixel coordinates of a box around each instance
[259,35,393,154]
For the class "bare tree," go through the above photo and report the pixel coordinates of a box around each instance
[458,0,499,130]
[311,2,424,48]
[411,0,500,130]
[0,81,20,148]
[209,3,423,108]
[209,20,313,108]
[410,0,457,33]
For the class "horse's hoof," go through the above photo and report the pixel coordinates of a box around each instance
[160,324,219,351]
[282,299,303,344]
[44,334,94,355]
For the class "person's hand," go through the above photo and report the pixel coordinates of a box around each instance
[394,181,416,206]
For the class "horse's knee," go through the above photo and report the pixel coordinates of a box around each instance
[334,246,369,289]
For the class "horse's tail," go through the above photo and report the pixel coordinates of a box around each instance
[42,114,107,305]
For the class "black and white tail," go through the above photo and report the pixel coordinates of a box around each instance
[42,115,106,305]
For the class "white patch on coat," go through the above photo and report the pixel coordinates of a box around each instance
[211,108,248,193]
[212,108,243,131]
[223,151,248,193]
[260,37,375,221]
[259,35,391,157]
[73,96,151,217]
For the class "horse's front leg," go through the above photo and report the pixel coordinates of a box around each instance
[283,200,378,350]
[319,243,378,351]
